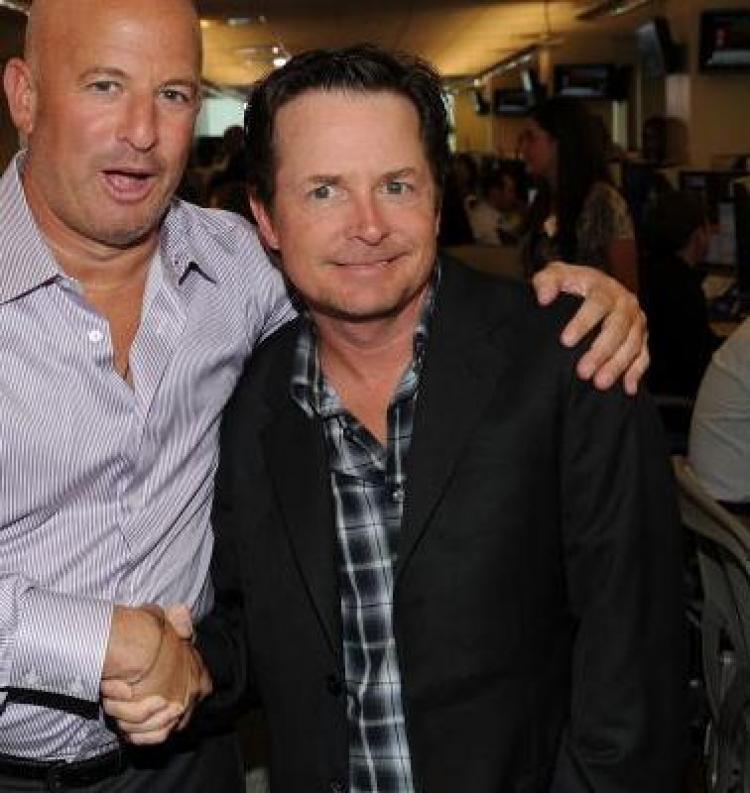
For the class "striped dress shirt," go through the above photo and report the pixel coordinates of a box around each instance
[290,282,435,793]
[0,153,293,760]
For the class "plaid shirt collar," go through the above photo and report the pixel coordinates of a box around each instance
[290,265,439,420]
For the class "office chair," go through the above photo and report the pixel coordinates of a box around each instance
[673,455,750,792]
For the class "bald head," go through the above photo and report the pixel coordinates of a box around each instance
[25,0,202,75]
[3,0,204,253]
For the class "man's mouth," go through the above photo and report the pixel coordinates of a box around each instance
[101,168,157,202]
[334,253,403,268]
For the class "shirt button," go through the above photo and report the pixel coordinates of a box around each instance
[329,781,346,793]
[391,485,405,503]
[88,329,104,343]
[23,669,40,687]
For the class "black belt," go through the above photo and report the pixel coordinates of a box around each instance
[0,748,127,788]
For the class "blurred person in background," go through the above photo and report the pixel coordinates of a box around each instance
[641,190,720,399]
[466,163,527,245]
[520,96,638,291]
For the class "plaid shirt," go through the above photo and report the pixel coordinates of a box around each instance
[290,284,436,793]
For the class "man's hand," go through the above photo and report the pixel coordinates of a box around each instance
[532,261,648,395]
[101,605,211,745]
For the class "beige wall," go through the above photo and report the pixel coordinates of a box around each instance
[454,21,641,155]
[0,10,26,171]
[452,88,493,153]
[663,0,750,167]
[452,0,750,166]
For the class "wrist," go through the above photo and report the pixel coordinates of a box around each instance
[102,605,164,682]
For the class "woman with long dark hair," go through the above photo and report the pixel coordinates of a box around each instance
[520,97,638,291]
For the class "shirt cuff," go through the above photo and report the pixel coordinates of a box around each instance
[10,588,113,703]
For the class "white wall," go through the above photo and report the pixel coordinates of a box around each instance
[196,94,246,138]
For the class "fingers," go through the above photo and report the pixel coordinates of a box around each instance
[559,285,615,350]
[164,604,193,640]
[114,701,185,746]
[103,694,174,726]
[101,602,210,747]
[623,340,650,396]
[541,261,648,392]
[531,261,569,306]
[575,304,645,387]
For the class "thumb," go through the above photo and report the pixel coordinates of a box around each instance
[164,604,194,640]
[101,678,134,701]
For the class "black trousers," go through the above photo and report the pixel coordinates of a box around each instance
[0,731,245,793]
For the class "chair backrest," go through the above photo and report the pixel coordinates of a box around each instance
[673,455,750,791]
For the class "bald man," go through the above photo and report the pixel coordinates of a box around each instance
[0,0,647,789]
[0,0,289,789]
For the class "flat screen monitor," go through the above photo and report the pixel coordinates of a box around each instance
[700,10,750,72]
[492,88,531,116]
[554,64,614,99]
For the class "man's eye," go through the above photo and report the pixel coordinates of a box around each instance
[89,81,120,94]
[161,88,191,104]
[311,185,333,200]
[385,181,411,195]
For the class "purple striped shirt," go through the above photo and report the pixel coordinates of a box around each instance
[0,153,293,760]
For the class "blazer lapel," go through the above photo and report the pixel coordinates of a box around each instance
[395,262,521,581]
[261,349,342,656]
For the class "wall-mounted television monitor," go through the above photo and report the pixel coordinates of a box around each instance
[553,64,629,101]
[493,87,532,116]
[636,16,683,76]
[700,10,750,72]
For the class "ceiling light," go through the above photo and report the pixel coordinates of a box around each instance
[228,17,253,26]
[272,57,289,68]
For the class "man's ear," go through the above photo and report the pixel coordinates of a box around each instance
[248,192,281,251]
[3,58,37,137]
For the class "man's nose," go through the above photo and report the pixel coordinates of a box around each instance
[118,93,158,152]
[349,193,389,244]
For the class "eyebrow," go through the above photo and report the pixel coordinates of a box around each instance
[383,168,418,180]
[305,168,419,184]
[306,175,341,185]
[78,67,199,93]
[79,66,130,82]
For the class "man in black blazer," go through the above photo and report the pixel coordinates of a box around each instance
[108,46,684,792]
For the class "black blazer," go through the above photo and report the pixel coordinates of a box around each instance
[198,260,685,793]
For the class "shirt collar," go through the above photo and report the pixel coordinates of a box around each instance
[0,151,216,306]
[290,264,440,419]
[0,152,61,304]
[159,198,219,284]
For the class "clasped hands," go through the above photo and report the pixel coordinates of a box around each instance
[100,604,210,745]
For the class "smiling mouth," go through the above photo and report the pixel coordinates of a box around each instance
[334,254,402,268]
